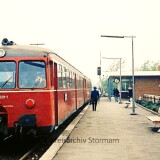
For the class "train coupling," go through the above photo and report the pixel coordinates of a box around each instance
[0,114,8,135]
[18,114,36,127]
[14,114,37,138]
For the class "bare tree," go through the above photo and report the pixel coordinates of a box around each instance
[136,60,160,71]
[109,59,125,71]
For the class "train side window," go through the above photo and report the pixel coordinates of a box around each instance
[72,72,75,88]
[80,76,83,88]
[63,66,67,88]
[66,69,70,88]
[70,72,74,88]
[58,64,63,88]
[69,71,72,88]
[77,75,80,88]
[77,74,79,88]
[77,75,83,89]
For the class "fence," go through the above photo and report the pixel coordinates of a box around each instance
[143,94,160,104]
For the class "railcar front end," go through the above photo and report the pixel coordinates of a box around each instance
[0,45,55,139]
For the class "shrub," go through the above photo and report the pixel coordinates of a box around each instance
[156,103,160,107]
[141,100,148,107]
[136,99,159,113]
[147,101,154,107]
[136,99,142,104]
[136,99,160,112]
[152,105,159,112]
[147,105,153,110]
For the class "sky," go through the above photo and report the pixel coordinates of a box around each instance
[0,0,160,85]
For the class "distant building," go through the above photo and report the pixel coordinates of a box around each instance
[107,71,160,99]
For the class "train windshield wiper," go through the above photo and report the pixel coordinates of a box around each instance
[0,76,12,88]
[32,77,41,89]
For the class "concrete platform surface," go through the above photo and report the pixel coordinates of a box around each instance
[47,98,160,160]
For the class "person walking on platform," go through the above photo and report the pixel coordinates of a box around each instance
[91,86,99,111]
[113,88,119,102]
[128,86,132,102]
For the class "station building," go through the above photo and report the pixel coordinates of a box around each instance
[107,71,160,100]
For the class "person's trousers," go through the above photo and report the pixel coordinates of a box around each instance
[92,100,97,111]
[115,96,118,102]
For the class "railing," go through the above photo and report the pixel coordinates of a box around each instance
[143,94,160,104]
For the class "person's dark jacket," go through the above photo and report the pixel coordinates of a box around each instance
[128,89,132,98]
[91,90,99,101]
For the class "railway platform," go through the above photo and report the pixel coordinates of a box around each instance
[41,97,160,160]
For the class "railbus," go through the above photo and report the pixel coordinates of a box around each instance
[0,38,92,140]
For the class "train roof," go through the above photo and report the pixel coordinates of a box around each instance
[0,44,54,56]
[0,44,91,81]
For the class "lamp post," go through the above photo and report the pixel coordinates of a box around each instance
[101,35,137,115]
[102,57,122,104]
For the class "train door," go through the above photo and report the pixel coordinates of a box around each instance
[83,78,86,103]
[50,61,58,126]
[75,73,77,110]
[54,62,58,126]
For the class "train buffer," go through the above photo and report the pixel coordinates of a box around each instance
[147,115,160,132]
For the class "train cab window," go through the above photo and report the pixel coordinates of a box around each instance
[18,61,46,88]
[0,62,16,89]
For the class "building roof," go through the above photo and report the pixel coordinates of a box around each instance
[108,71,160,77]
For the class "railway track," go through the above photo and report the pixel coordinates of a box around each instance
[19,144,40,160]
[0,104,88,160]
[0,136,37,160]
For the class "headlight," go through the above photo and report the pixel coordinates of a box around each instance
[25,99,35,109]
